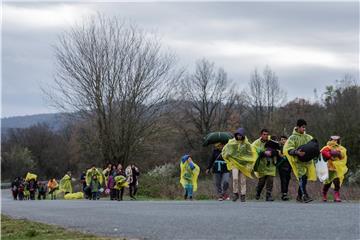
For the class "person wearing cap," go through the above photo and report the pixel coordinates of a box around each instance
[180,155,200,200]
[320,136,348,202]
[206,143,230,201]
[252,129,277,201]
[284,119,317,203]
[222,128,257,202]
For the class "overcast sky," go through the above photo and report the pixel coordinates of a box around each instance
[2,2,359,117]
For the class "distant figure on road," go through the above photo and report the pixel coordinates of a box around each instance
[180,155,200,200]
[206,143,230,201]
[126,164,140,200]
[37,181,47,200]
[276,135,292,201]
[320,135,348,202]
[11,177,21,200]
[252,129,277,201]
[59,172,73,195]
[222,128,257,202]
[114,164,128,201]
[284,119,317,203]
[90,175,101,200]
[47,178,59,200]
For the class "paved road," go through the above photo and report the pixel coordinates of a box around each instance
[1,190,359,240]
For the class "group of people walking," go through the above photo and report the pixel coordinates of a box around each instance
[180,119,348,203]
[11,164,140,201]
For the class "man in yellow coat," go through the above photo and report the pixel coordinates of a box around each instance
[284,119,317,203]
[252,129,277,201]
[320,135,348,202]
[222,128,257,202]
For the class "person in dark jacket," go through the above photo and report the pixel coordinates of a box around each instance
[80,171,88,199]
[277,135,292,201]
[11,177,21,200]
[37,182,47,200]
[126,164,140,200]
[17,179,25,200]
[206,143,230,201]
[27,179,38,200]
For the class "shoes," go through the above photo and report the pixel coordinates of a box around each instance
[322,191,328,202]
[240,194,246,202]
[281,193,290,201]
[218,195,224,201]
[296,195,303,203]
[184,194,188,200]
[266,196,274,201]
[334,191,342,202]
[232,193,239,202]
[222,193,230,201]
[255,193,260,200]
[302,194,313,203]
[189,196,193,201]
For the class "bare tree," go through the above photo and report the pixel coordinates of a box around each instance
[175,59,236,148]
[47,15,178,165]
[246,66,286,132]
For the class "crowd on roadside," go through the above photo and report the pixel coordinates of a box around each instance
[180,118,348,203]
[10,164,140,201]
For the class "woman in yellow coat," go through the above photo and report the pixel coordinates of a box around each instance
[320,136,348,202]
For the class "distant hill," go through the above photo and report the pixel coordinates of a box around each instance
[1,113,69,132]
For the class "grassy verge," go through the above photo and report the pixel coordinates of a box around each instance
[1,215,125,240]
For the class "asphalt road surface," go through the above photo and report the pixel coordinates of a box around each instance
[2,190,359,240]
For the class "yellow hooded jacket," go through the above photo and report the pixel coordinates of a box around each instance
[321,141,348,186]
[283,128,316,181]
[221,137,257,178]
[252,138,277,177]
[180,159,200,192]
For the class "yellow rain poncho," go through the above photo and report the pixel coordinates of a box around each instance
[64,192,84,200]
[25,172,37,181]
[221,137,257,178]
[86,168,105,186]
[59,174,73,193]
[252,138,276,177]
[321,141,348,186]
[180,157,200,192]
[114,175,129,190]
[284,128,316,181]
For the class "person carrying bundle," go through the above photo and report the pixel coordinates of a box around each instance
[252,129,278,201]
[206,143,230,201]
[320,135,348,202]
[284,119,317,203]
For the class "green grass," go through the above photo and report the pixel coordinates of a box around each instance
[1,215,126,240]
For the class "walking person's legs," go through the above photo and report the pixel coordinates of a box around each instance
[214,173,223,200]
[265,176,274,201]
[256,176,266,200]
[232,168,240,201]
[333,178,342,202]
[221,172,230,200]
[239,172,246,202]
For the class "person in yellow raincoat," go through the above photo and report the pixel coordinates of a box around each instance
[252,129,277,201]
[284,119,317,203]
[180,155,200,200]
[320,135,348,202]
[221,128,257,202]
[59,172,73,194]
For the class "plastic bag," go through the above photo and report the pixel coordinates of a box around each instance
[315,155,329,182]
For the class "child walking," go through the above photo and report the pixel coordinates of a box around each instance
[180,155,200,200]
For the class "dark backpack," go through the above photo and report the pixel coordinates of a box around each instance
[296,139,320,162]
